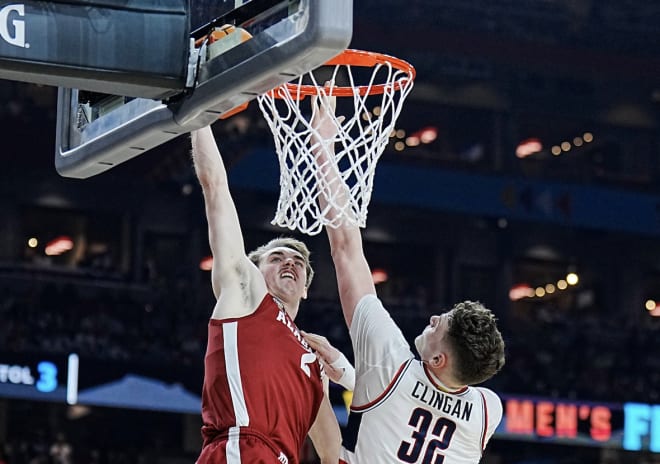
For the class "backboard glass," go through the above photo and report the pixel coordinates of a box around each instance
[55,0,352,178]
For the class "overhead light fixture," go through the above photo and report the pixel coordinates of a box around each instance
[515,138,543,158]
[419,126,438,144]
[509,283,534,301]
[646,300,660,317]
[200,256,213,271]
[45,236,74,256]
[371,268,388,284]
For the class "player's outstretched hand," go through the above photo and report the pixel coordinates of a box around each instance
[310,82,345,147]
[302,331,356,390]
[302,331,343,381]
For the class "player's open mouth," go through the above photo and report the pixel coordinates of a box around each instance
[281,271,296,280]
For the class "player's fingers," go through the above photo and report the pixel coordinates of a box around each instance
[301,331,326,348]
[327,95,337,112]
[301,330,322,339]
[308,338,329,353]
[305,338,320,351]
[302,334,337,362]
[321,81,336,112]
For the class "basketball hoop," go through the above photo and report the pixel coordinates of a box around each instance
[257,49,415,235]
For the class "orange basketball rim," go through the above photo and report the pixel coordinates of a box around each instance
[270,49,416,99]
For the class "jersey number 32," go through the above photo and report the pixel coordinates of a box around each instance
[397,407,457,464]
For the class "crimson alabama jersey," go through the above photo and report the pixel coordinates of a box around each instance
[341,295,502,464]
[199,294,324,464]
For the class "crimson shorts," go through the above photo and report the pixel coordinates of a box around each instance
[197,428,290,464]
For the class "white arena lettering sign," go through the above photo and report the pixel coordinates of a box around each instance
[0,357,71,395]
[0,4,27,48]
[0,363,34,385]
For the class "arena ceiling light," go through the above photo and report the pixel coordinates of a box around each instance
[45,236,74,256]
[515,138,543,158]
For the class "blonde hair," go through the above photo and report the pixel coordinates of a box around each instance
[247,237,314,288]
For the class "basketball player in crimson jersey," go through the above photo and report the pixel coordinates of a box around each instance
[305,94,506,463]
[191,125,341,464]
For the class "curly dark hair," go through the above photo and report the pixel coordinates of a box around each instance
[247,237,314,289]
[445,301,505,385]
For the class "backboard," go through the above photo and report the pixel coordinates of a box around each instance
[55,0,352,178]
[0,0,190,99]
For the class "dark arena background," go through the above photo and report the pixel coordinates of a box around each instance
[1,1,660,463]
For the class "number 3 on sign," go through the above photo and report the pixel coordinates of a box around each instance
[300,352,317,377]
[36,361,58,393]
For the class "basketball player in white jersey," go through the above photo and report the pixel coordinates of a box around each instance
[305,94,506,463]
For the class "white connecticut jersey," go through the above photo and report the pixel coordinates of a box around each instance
[340,295,502,464]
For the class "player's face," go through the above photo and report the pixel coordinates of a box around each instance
[259,247,308,306]
[415,313,450,362]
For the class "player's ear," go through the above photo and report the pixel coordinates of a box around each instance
[302,286,308,300]
[429,352,446,369]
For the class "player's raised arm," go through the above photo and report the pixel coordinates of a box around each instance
[311,95,376,328]
[191,126,266,319]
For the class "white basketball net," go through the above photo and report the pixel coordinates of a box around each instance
[257,52,415,235]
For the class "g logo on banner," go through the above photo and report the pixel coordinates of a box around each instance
[0,4,27,48]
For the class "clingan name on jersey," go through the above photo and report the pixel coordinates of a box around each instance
[412,381,473,421]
